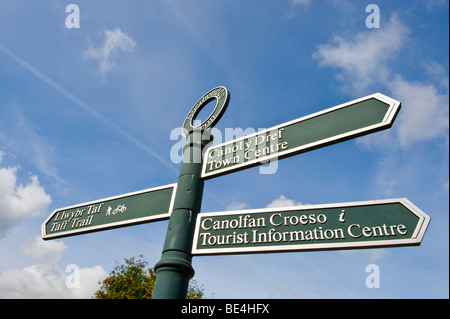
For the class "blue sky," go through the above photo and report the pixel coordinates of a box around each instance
[0,0,448,298]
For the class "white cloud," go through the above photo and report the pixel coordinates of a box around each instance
[22,235,67,265]
[0,236,106,299]
[368,249,389,262]
[0,235,106,299]
[357,73,449,149]
[391,75,449,148]
[292,0,311,8]
[224,195,305,211]
[266,195,303,208]
[84,28,137,78]
[0,263,106,299]
[0,104,62,186]
[226,201,251,211]
[424,0,449,10]
[0,157,52,239]
[313,14,409,93]
[313,14,449,148]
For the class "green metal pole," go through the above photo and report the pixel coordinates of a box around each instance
[152,129,211,299]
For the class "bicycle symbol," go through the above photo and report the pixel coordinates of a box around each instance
[105,204,127,216]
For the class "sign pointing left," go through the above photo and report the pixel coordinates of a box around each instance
[42,184,176,240]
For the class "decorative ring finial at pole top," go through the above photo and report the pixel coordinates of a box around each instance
[182,86,230,136]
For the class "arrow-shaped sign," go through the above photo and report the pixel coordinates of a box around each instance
[192,198,430,256]
[42,184,177,240]
[202,93,400,179]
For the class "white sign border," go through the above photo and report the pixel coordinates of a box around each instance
[191,198,430,256]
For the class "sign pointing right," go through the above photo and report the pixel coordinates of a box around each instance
[202,93,401,179]
[192,198,430,256]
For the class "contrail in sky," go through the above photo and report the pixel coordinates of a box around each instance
[0,42,178,175]
[0,42,228,208]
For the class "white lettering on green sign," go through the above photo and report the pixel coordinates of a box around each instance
[42,184,176,240]
[202,93,401,179]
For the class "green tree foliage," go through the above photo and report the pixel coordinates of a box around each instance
[94,255,204,299]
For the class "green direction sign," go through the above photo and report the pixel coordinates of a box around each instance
[42,184,177,240]
[202,93,401,179]
[191,198,430,256]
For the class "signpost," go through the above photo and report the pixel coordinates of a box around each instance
[192,198,430,256]
[42,86,430,299]
[42,184,176,240]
